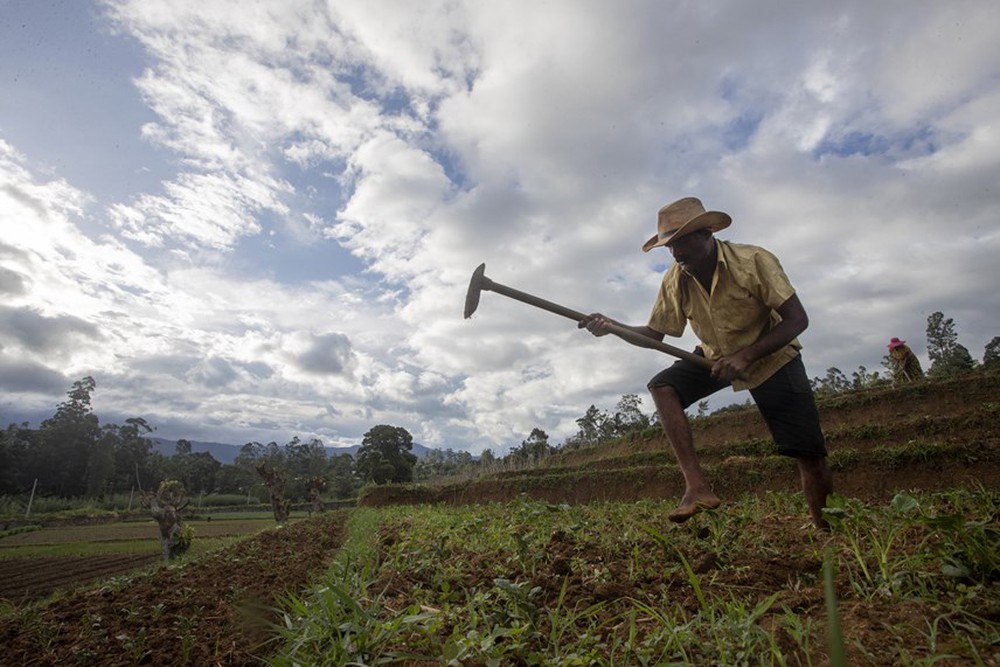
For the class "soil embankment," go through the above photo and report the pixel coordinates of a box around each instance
[361,372,1000,507]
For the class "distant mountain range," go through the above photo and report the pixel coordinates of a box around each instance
[149,437,434,465]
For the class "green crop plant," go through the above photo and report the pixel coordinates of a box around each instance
[542,580,611,663]
[275,582,440,665]
[824,493,925,599]
[823,546,848,667]
[911,486,1000,588]
[847,423,886,440]
[826,448,860,471]
[777,607,815,667]
[886,614,963,665]
[0,525,43,539]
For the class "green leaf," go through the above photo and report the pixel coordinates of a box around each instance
[941,562,971,578]
[823,547,848,667]
[921,514,964,531]
[890,493,919,513]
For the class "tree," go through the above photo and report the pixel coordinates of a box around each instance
[283,436,329,500]
[810,367,851,396]
[0,423,34,495]
[111,417,156,493]
[510,428,552,464]
[304,476,326,513]
[850,365,884,390]
[356,425,417,484]
[233,439,294,519]
[0,380,166,498]
[926,311,976,377]
[255,460,291,522]
[983,336,1000,371]
[85,427,117,498]
[327,453,359,499]
[574,405,607,447]
[175,439,193,456]
[610,393,653,436]
[167,450,220,496]
[35,377,101,496]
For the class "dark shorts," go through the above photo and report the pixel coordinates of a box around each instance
[647,352,827,458]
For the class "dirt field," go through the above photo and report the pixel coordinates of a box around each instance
[0,553,161,604]
[0,518,279,604]
[0,512,346,666]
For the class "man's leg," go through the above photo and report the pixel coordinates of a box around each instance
[649,384,721,522]
[750,356,832,530]
[797,456,833,530]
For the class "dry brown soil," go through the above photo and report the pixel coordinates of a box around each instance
[0,512,346,666]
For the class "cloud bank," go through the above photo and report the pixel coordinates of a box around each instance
[1,0,998,453]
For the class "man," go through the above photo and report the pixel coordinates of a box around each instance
[580,197,833,529]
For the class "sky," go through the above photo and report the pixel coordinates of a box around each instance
[1,0,998,455]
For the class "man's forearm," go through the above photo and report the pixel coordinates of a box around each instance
[737,293,809,364]
[622,323,666,342]
[580,314,665,342]
[738,318,806,364]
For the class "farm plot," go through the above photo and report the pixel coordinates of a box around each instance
[0,517,276,549]
[0,554,159,603]
[0,517,279,602]
[0,512,347,666]
[274,491,1000,666]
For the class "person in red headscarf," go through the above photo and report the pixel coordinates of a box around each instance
[887,337,924,384]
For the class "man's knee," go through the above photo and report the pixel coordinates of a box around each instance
[648,384,687,427]
[648,383,682,405]
[796,456,832,482]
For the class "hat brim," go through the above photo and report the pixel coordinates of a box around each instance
[642,211,731,253]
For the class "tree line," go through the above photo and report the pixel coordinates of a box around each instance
[0,377,656,502]
[0,376,362,502]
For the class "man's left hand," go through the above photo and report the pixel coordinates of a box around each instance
[711,351,754,382]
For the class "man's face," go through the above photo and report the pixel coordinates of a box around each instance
[666,230,713,268]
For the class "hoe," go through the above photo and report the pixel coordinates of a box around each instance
[464,263,713,370]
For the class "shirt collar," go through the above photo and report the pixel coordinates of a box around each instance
[678,238,725,278]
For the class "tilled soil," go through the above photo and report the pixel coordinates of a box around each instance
[0,512,346,666]
[0,554,160,604]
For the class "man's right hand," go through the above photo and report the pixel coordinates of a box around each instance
[579,313,615,336]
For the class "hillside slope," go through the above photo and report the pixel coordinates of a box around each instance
[361,371,1000,507]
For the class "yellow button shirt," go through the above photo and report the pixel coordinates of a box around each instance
[647,239,801,390]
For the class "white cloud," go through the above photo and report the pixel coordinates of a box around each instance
[2,0,998,454]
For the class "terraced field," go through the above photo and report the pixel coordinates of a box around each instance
[360,371,1000,507]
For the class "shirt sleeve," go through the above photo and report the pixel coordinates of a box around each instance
[750,247,796,310]
[647,266,687,336]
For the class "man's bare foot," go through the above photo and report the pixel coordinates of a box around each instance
[667,494,722,523]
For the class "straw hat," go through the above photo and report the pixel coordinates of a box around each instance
[642,197,731,252]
